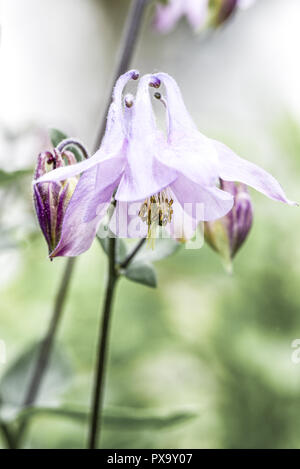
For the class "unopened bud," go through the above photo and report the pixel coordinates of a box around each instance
[33,149,78,258]
[205,180,253,271]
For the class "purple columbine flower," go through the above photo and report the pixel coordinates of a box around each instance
[154,0,209,34]
[205,180,253,269]
[34,70,296,258]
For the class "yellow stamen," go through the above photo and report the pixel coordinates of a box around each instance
[138,190,174,243]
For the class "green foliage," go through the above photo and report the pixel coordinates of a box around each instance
[12,404,197,430]
[124,261,157,288]
[0,342,72,422]
[0,169,32,186]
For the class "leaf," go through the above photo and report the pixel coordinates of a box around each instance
[49,128,67,148]
[10,405,197,431]
[103,406,197,430]
[49,128,82,162]
[124,261,157,288]
[0,342,72,422]
[0,169,32,186]
[133,237,180,264]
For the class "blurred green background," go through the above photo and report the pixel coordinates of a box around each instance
[1,0,300,449]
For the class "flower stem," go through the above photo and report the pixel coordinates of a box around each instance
[87,0,149,449]
[0,423,17,449]
[16,257,76,446]
[88,237,118,449]
[120,238,146,269]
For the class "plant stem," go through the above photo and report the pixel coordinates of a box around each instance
[0,423,17,449]
[88,0,149,449]
[88,237,118,449]
[16,257,76,446]
[120,238,146,269]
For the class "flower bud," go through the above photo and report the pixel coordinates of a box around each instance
[210,0,238,27]
[33,149,78,258]
[204,180,253,270]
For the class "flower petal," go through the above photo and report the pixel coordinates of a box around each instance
[109,201,148,239]
[34,69,138,186]
[153,0,184,33]
[116,74,177,202]
[170,175,234,221]
[152,72,219,186]
[214,140,297,206]
[50,167,113,257]
[185,0,209,31]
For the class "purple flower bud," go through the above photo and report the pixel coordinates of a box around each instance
[33,149,78,258]
[205,180,253,269]
[209,0,239,27]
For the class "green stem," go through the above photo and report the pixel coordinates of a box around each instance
[0,423,17,449]
[87,0,149,449]
[16,257,76,447]
[88,237,118,449]
[120,238,146,269]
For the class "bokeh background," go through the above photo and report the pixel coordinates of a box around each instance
[1,0,300,449]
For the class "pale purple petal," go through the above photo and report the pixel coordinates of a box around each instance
[214,140,297,206]
[50,167,113,257]
[171,175,234,221]
[101,69,139,152]
[34,148,109,184]
[153,0,185,33]
[185,0,209,31]
[116,75,177,202]
[165,190,198,240]
[34,70,138,186]
[154,0,208,33]
[152,72,219,186]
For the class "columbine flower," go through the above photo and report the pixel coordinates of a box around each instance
[154,0,209,34]
[153,0,256,33]
[204,180,253,270]
[33,148,79,257]
[34,70,295,258]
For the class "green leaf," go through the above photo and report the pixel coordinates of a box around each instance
[0,342,72,422]
[103,406,197,430]
[133,237,180,264]
[11,405,197,431]
[0,169,32,186]
[49,128,82,162]
[124,261,157,288]
[49,128,67,148]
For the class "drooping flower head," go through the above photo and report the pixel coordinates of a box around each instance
[205,180,253,270]
[154,0,209,34]
[153,0,256,33]
[34,70,296,258]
